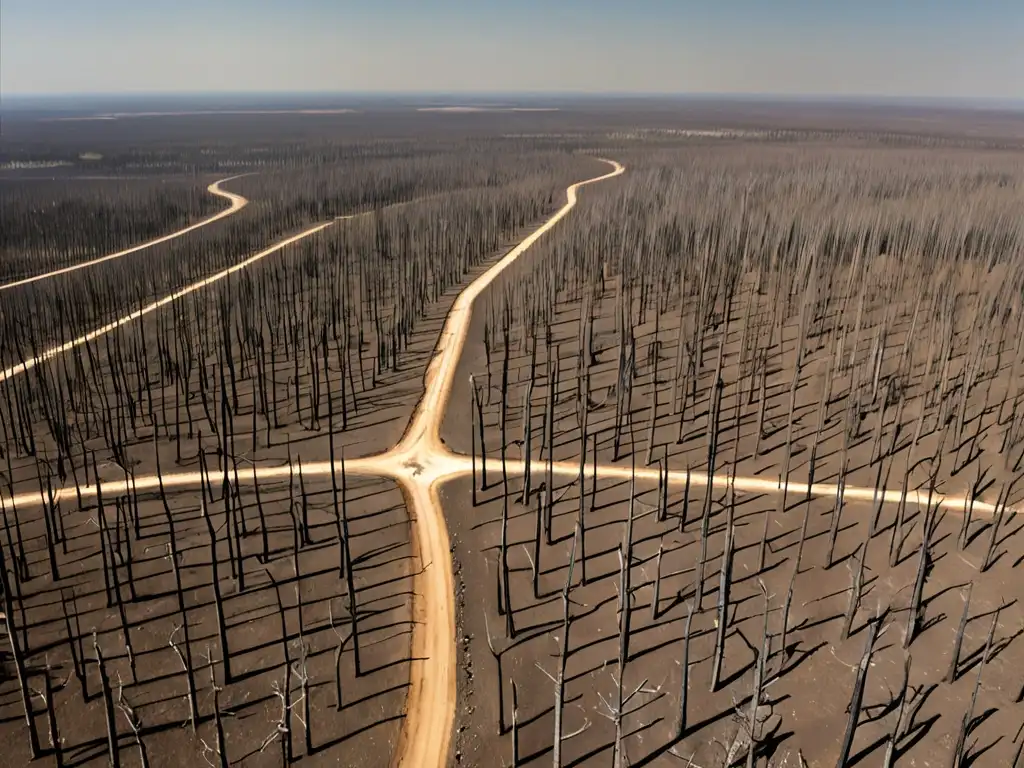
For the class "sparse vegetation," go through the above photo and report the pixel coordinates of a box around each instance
[2,102,1023,768]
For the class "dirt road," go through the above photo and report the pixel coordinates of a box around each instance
[0,220,333,383]
[383,158,626,767]
[2,156,1009,767]
[0,175,249,292]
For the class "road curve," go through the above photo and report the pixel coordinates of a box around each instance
[0,193,463,385]
[0,220,334,384]
[0,175,250,292]
[387,158,625,768]
[397,158,627,459]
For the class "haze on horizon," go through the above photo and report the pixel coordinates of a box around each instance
[2,0,1022,100]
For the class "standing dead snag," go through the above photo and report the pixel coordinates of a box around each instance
[679,463,691,533]
[544,344,559,545]
[161,499,198,728]
[0,535,40,759]
[889,457,913,567]
[651,542,664,621]
[212,683,229,768]
[511,678,520,767]
[337,452,361,674]
[40,658,62,768]
[710,520,734,691]
[200,499,232,683]
[982,479,1016,572]
[470,375,478,506]
[675,602,695,740]
[297,642,313,756]
[94,634,121,768]
[60,588,86,698]
[472,374,487,490]
[745,581,772,768]
[599,668,660,768]
[882,653,913,768]
[522,380,534,504]
[537,526,588,767]
[904,502,936,649]
[498,436,515,639]
[251,460,270,563]
[297,455,311,547]
[575,390,589,586]
[266,570,293,764]
[838,609,883,768]
[116,678,148,768]
[329,373,344,571]
[825,407,854,569]
[840,545,866,642]
[778,562,798,661]
[696,376,724,609]
[483,610,511,735]
[617,453,638,663]
[947,582,973,683]
[952,609,999,767]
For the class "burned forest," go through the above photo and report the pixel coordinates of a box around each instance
[1,102,1024,768]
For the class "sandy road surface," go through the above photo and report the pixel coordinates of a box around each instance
[0,175,249,292]
[2,156,1008,767]
[1,451,1005,523]
[0,220,333,384]
[0,203,416,385]
[384,158,625,767]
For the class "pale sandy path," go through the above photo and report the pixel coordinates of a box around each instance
[1,156,1008,768]
[0,221,333,384]
[2,451,1005,522]
[382,158,625,768]
[0,175,249,292]
[0,204,399,385]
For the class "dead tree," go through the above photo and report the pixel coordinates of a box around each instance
[162,505,198,727]
[0,525,40,759]
[904,503,936,649]
[329,601,351,711]
[116,678,148,768]
[696,377,725,608]
[200,499,232,682]
[946,583,973,684]
[538,527,588,767]
[40,660,62,768]
[472,374,487,489]
[675,602,695,740]
[710,520,734,691]
[94,634,120,768]
[836,614,881,767]
[745,582,772,768]
[951,610,999,767]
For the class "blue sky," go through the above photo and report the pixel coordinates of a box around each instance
[2,0,1022,98]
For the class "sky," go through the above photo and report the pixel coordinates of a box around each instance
[2,0,1023,99]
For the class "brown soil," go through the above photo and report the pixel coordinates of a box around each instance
[0,473,413,767]
[0,166,612,767]
[442,465,1024,766]
[438,192,1024,763]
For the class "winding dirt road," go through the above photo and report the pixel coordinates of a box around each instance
[0,220,333,384]
[0,175,249,292]
[0,203,414,385]
[1,156,1010,767]
[382,158,626,767]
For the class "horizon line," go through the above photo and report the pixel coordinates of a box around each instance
[3,90,1022,106]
